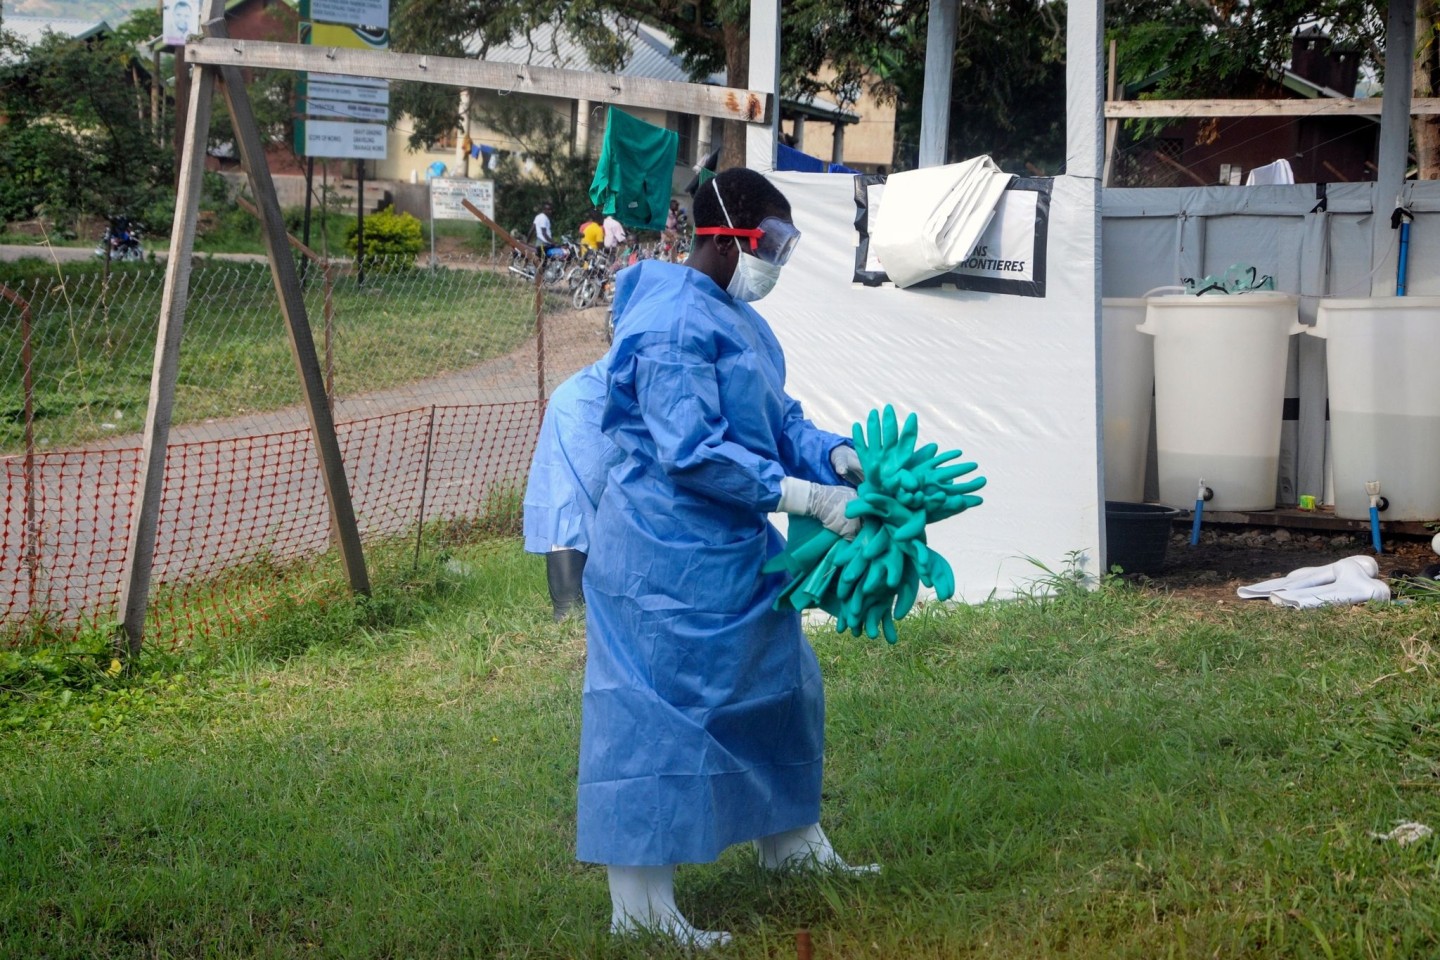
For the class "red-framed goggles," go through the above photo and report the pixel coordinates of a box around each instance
[694,217,801,266]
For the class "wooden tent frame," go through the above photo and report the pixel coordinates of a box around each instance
[115,0,783,653]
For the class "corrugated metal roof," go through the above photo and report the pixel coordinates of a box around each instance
[4,15,112,46]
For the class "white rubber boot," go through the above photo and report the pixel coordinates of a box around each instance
[754,823,880,874]
[607,865,732,949]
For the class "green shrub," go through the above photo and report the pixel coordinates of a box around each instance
[345,205,423,270]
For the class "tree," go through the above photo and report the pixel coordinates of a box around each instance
[0,14,173,233]
[1106,0,1440,178]
[388,0,930,172]
[884,0,1067,173]
[472,97,597,238]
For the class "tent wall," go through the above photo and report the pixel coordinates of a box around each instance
[1101,180,1440,505]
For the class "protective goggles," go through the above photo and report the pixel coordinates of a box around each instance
[694,217,801,266]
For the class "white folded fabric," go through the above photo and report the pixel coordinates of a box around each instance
[1236,555,1378,599]
[869,156,1013,289]
[1237,554,1388,608]
[1245,159,1295,185]
[1269,577,1391,609]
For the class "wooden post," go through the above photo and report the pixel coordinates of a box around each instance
[1102,39,1119,187]
[918,0,957,167]
[210,17,372,599]
[116,46,217,656]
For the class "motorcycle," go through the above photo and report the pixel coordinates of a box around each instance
[571,248,618,310]
[93,216,145,262]
[507,234,575,286]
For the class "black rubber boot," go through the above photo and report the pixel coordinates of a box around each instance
[546,548,587,622]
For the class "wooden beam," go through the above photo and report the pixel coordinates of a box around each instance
[117,44,217,656]
[1102,39,1119,187]
[210,24,372,598]
[186,38,772,124]
[1105,97,1440,118]
[1153,149,1209,186]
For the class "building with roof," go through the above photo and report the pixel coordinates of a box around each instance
[1113,30,1381,187]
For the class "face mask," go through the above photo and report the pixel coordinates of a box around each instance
[709,181,786,302]
[726,252,782,302]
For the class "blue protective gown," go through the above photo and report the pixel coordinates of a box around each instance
[522,359,621,555]
[577,260,849,866]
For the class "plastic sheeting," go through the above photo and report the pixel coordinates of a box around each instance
[762,170,1102,601]
[1101,181,1440,509]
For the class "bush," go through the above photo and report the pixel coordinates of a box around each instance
[345,205,423,270]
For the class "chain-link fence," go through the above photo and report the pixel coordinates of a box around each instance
[1,250,609,643]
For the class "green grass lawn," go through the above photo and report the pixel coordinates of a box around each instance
[5,543,1440,957]
[0,259,537,454]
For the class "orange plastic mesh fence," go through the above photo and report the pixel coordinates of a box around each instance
[1,253,610,644]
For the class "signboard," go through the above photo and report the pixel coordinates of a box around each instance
[299,120,388,159]
[430,178,496,221]
[307,77,390,100]
[302,98,390,122]
[162,0,199,46]
[302,21,390,51]
[295,6,391,159]
[853,176,1052,298]
[301,0,390,29]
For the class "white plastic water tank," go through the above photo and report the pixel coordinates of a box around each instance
[1138,292,1303,511]
[1101,298,1153,503]
[1307,296,1440,521]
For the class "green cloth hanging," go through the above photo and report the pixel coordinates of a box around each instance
[589,106,679,231]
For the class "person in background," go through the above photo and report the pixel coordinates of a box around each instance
[661,198,689,260]
[533,201,554,260]
[580,210,605,252]
[578,168,873,948]
[601,211,627,253]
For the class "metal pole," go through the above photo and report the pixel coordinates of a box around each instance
[918,0,957,167]
[745,0,780,171]
[0,285,40,608]
[301,155,315,283]
[1370,0,1417,296]
[357,159,366,286]
[413,404,437,569]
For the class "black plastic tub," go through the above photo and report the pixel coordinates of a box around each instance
[1105,501,1182,576]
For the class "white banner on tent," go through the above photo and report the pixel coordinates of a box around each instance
[430,178,495,221]
[763,170,1102,601]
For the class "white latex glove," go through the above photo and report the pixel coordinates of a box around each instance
[777,478,861,540]
[829,445,864,486]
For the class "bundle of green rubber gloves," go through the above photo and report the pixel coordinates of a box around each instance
[765,405,986,643]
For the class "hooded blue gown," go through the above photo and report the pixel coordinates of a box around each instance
[577,260,849,866]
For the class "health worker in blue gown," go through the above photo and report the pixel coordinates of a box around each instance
[521,358,621,621]
[578,168,874,948]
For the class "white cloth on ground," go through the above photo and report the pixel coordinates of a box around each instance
[869,156,1012,288]
[1236,555,1379,598]
[1236,555,1389,608]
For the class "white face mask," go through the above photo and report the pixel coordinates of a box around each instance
[726,252,782,302]
[714,180,783,302]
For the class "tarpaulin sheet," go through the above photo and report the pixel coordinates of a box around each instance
[762,170,1102,601]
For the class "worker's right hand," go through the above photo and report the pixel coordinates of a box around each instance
[777,478,861,540]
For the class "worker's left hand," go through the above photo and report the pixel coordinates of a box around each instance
[830,445,864,486]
